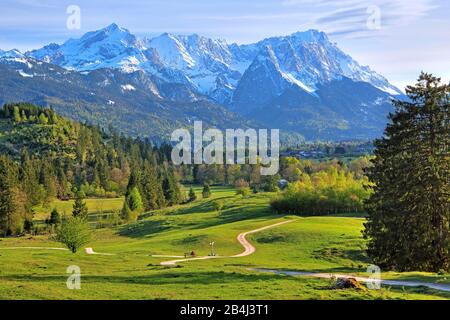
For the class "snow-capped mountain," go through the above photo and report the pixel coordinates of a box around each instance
[252,30,402,95]
[0,49,54,78]
[232,45,299,108]
[29,23,147,72]
[1,49,28,62]
[29,24,402,104]
[146,33,244,104]
[0,24,406,140]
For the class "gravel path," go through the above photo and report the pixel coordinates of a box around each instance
[159,219,294,266]
[250,268,450,292]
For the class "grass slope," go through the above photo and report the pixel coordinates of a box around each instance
[0,186,449,300]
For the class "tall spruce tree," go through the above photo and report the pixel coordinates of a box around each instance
[364,73,450,272]
[140,162,166,210]
[49,208,62,225]
[0,156,17,236]
[162,168,182,205]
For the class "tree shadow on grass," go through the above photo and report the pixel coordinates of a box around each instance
[4,270,450,299]
[312,247,369,266]
[116,219,171,238]
[1,270,296,286]
[250,264,450,294]
[168,201,216,215]
[164,195,235,216]
[188,204,279,231]
[116,201,280,239]
[381,273,450,283]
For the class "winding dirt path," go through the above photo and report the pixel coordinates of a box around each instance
[231,220,293,257]
[158,219,294,266]
[84,247,115,255]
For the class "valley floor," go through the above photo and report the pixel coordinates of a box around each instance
[0,186,449,300]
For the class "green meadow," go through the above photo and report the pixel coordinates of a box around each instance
[0,186,449,300]
[32,197,125,220]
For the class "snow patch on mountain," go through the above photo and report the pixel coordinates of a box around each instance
[0,49,33,68]
[121,84,136,91]
[17,69,34,78]
[148,33,195,69]
[282,72,315,93]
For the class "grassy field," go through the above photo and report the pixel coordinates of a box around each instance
[33,197,125,220]
[0,186,449,300]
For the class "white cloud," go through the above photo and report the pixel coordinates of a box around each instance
[281,0,437,38]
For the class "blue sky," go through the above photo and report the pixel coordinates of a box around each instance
[0,0,449,90]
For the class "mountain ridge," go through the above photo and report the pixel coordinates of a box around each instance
[27,24,402,98]
[0,24,405,141]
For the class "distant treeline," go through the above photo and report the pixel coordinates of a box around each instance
[176,156,370,189]
[176,155,372,216]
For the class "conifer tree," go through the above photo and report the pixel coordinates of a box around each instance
[202,183,211,198]
[121,202,135,222]
[364,73,450,272]
[126,187,143,213]
[38,113,48,125]
[72,193,88,220]
[49,208,62,225]
[20,110,27,122]
[13,106,21,123]
[20,158,42,206]
[140,162,166,210]
[162,168,182,205]
[0,156,17,236]
[126,169,140,196]
[188,187,197,202]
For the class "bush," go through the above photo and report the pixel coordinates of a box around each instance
[234,178,249,189]
[55,217,92,253]
[236,187,250,197]
[261,176,279,192]
[212,200,224,212]
[104,191,118,198]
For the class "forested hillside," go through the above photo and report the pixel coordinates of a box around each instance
[0,103,183,236]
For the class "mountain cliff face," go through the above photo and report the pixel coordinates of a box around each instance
[0,24,404,140]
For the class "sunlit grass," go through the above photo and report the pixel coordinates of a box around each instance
[0,186,449,300]
[33,197,125,220]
